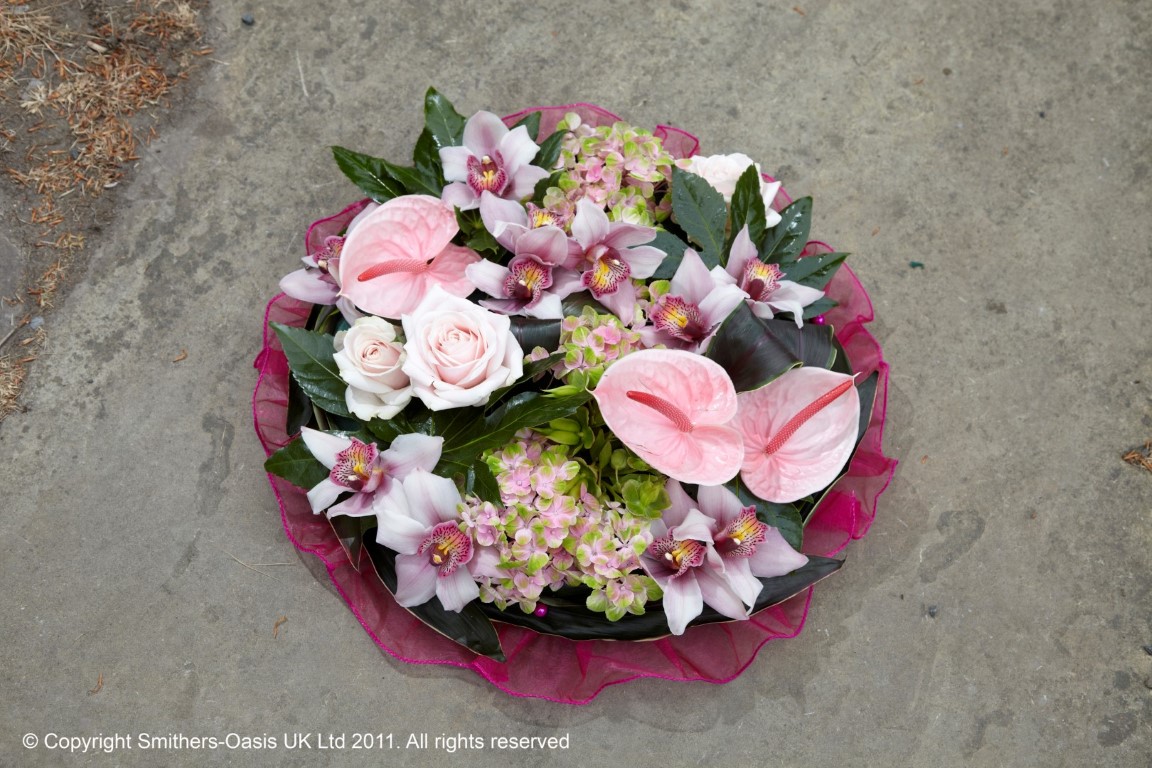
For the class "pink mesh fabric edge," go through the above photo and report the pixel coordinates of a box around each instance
[251,106,896,704]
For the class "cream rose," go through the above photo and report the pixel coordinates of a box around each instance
[676,153,783,228]
[401,287,524,411]
[333,316,412,420]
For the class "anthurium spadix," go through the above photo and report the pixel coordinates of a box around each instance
[592,349,743,485]
[736,367,860,503]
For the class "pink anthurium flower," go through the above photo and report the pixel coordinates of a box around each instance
[337,195,481,319]
[592,349,743,485]
[714,225,825,328]
[571,198,666,322]
[440,111,550,211]
[638,248,746,352]
[639,498,749,636]
[465,222,583,319]
[300,428,444,518]
[736,367,860,503]
[373,470,480,612]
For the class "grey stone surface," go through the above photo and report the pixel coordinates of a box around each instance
[2,0,1150,766]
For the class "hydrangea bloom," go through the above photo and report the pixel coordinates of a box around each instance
[542,113,675,226]
[461,431,658,619]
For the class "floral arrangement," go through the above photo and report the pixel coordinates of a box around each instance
[254,90,894,700]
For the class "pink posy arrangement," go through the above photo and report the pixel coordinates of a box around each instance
[259,89,892,678]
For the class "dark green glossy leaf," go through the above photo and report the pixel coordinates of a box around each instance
[363,408,436,443]
[531,169,563,205]
[329,514,375,572]
[704,303,801,391]
[423,87,466,151]
[671,166,727,266]
[362,534,505,661]
[760,196,812,264]
[464,462,502,504]
[465,228,500,254]
[724,164,768,260]
[779,251,849,290]
[509,317,561,352]
[263,436,329,490]
[331,146,406,203]
[511,111,541,141]
[285,372,312,437]
[270,322,351,417]
[413,128,443,186]
[533,130,566,171]
[480,556,842,641]
[802,296,839,320]
[760,316,836,370]
[382,159,441,197]
[649,228,692,279]
[437,390,592,466]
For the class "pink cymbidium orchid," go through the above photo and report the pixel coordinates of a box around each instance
[440,111,551,211]
[736,367,860,503]
[465,220,583,319]
[639,498,748,636]
[675,482,809,608]
[300,428,444,518]
[479,192,582,262]
[571,198,666,322]
[337,195,481,319]
[373,470,480,612]
[638,248,745,352]
[592,349,743,485]
[714,225,825,328]
[279,234,344,305]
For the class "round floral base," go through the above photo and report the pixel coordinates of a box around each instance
[253,96,896,704]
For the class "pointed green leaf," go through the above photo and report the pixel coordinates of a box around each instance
[270,322,351,417]
[464,461,502,504]
[423,87,466,150]
[724,164,768,257]
[510,111,542,141]
[264,436,329,490]
[331,146,406,202]
[533,129,566,171]
[780,251,850,290]
[437,390,592,467]
[650,228,692,279]
[363,534,506,661]
[802,296,839,320]
[760,196,812,264]
[671,166,727,267]
[413,128,442,178]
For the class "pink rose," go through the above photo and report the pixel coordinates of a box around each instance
[401,287,524,411]
[333,316,412,420]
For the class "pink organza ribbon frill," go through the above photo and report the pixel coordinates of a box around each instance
[251,105,896,705]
